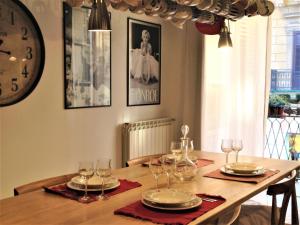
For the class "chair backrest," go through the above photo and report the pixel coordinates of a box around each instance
[267,170,299,225]
[126,154,163,167]
[14,173,78,196]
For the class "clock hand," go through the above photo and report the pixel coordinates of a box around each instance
[0,50,11,55]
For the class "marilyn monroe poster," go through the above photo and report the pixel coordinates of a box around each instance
[127,18,161,106]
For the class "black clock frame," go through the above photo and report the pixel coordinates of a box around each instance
[0,0,45,107]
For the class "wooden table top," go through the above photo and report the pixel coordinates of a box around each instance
[1,151,299,225]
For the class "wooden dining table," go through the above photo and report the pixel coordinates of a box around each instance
[0,151,299,225]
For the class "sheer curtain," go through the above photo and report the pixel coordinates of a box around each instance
[201,16,270,156]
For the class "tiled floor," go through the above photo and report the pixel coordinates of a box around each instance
[250,180,300,224]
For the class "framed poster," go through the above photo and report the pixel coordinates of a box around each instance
[63,3,111,109]
[127,18,161,106]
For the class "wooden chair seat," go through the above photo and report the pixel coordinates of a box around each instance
[126,154,164,167]
[14,173,78,196]
[232,170,299,225]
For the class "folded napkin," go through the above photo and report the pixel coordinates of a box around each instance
[114,194,225,225]
[204,169,280,184]
[44,179,142,203]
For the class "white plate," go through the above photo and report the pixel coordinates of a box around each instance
[142,188,197,205]
[67,180,120,192]
[220,166,265,177]
[141,197,202,211]
[225,163,263,174]
[71,176,118,188]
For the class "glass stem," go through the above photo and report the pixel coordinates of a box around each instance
[235,152,239,162]
[226,152,229,164]
[84,178,88,198]
[101,178,105,197]
[156,177,158,190]
[167,174,170,189]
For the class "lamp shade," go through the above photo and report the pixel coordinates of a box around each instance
[88,0,111,31]
[218,24,232,48]
[194,17,224,35]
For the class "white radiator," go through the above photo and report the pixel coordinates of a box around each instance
[122,118,176,167]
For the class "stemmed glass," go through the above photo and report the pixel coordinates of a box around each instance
[149,157,163,191]
[78,161,94,203]
[170,141,183,160]
[96,158,112,200]
[221,139,233,164]
[182,139,194,153]
[232,139,243,162]
[161,155,176,188]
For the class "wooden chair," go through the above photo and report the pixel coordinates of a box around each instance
[126,154,164,167]
[233,170,299,225]
[14,173,77,196]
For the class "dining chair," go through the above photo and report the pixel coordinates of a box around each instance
[125,154,164,167]
[232,170,299,225]
[14,173,77,196]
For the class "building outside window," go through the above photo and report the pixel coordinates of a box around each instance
[265,0,300,160]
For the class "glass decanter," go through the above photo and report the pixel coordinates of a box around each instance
[174,125,198,181]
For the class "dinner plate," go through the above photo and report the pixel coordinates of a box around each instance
[141,196,202,211]
[220,166,265,177]
[225,162,264,174]
[142,188,197,205]
[71,176,118,188]
[67,180,120,192]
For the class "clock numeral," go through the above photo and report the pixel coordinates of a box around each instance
[11,11,15,25]
[11,78,18,92]
[26,47,33,60]
[22,65,29,78]
[0,83,2,96]
[22,27,28,40]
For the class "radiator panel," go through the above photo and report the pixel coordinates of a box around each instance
[122,118,175,167]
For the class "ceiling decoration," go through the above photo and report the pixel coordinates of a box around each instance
[65,0,274,47]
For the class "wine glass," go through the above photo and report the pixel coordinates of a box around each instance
[232,139,243,163]
[96,158,112,200]
[170,141,183,161]
[221,139,233,164]
[78,161,94,203]
[184,139,194,153]
[149,157,163,191]
[161,155,176,188]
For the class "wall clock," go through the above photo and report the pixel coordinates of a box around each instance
[0,0,45,107]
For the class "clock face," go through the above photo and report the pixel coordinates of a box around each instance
[0,0,45,107]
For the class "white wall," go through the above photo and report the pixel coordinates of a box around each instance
[0,0,201,198]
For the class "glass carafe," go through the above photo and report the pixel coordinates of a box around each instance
[174,125,197,181]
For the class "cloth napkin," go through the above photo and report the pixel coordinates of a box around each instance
[114,194,225,225]
[44,179,142,203]
[204,169,280,184]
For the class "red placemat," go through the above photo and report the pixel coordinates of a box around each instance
[114,194,225,225]
[44,179,141,203]
[195,158,214,168]
[204,169,280,184]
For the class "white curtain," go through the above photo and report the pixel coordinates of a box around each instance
[201,16,270,157]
